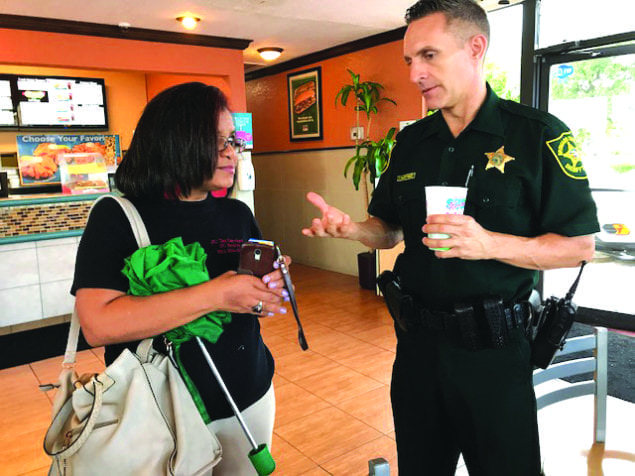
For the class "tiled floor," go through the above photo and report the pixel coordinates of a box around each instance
[1,264,633,475]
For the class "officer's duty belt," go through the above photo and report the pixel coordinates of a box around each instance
[415,300,529,351]
[376,270,530,351]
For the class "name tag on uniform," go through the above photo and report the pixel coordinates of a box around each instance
[397,172,416,182]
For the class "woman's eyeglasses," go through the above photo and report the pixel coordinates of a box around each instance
[218,135,247,153]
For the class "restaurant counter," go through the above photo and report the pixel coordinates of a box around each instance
[0,193,108,333]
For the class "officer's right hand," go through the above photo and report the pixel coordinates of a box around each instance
[302,192,355,239]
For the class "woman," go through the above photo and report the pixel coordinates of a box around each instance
[72,82,287,474]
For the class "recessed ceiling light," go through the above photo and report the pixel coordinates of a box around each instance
[176,15,200,30]
[257,47,283,61]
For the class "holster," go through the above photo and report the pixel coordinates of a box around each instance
[524,290,542,342]
[377,271,417,332]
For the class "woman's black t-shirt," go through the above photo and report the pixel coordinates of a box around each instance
[71,194,274,420]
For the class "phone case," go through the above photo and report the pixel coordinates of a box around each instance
[238,241,276,278]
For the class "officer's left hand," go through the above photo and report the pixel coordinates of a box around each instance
[422,214,496,260]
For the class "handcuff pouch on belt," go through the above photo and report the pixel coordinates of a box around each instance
[453,301,483,351]
[454,297,520,351]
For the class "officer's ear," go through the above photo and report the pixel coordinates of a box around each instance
[468,33,488,63]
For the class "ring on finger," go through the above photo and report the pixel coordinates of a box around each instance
[251,300,264,314]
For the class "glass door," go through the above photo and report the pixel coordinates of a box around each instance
[540,43,635,321]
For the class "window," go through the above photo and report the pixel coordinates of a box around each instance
[485,4,523,101]
[539,0,635,49]
[541,45,635,315]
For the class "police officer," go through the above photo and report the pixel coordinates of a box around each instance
[303,0,599,474]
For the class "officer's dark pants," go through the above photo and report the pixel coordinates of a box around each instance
[391,325,541,475]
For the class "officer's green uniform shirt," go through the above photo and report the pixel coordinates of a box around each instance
[369,84,599,310]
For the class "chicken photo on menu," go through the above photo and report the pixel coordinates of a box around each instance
[287,67,323,141]
[16,135,70,186]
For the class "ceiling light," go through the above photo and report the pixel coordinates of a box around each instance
[257,47,283,61]
[498,0,511,4]
[176,15,200,30]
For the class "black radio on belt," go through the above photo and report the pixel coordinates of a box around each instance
[530,262,585,369]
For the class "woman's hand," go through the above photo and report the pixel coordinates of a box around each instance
[209,255,292,316]
[263,254,293,295]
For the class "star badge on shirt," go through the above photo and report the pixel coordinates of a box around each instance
[484,146,515,173]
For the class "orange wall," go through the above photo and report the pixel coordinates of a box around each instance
[246,39,423,153]
[0,28,246,110]
[0,28,248,154]
[145,74,233,105]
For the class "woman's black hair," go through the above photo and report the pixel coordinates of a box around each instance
[115,82,229,200]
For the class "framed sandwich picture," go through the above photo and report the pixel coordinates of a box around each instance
[287,67,323,141]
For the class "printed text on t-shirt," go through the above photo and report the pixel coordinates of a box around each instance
[210,238,244,254]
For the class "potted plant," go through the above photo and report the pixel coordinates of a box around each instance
[335,69,397,289]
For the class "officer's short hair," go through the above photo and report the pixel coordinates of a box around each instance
[405,0,490,42]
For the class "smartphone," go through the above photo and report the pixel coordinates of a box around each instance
[238,238,309,350]
[238,239,276,278]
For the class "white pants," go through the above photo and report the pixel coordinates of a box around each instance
[207,385,276,476]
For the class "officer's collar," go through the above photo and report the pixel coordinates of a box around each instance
[421,83,504,140]
[468,83,505,137]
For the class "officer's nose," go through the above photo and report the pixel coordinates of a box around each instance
[409,61,428,85]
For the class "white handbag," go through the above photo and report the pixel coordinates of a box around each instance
[43,195,222,475]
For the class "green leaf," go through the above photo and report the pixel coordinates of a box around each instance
[341,88,352,106]
[344,155,358,178]
[352,157,365,190]
[335,85,353,107]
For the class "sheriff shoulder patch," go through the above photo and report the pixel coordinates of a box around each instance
[546,132,587,180]
[397,172,416,182]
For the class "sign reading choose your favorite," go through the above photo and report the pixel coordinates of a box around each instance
[16,134,121,186]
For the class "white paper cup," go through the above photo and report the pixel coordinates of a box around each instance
[425,186,468,251]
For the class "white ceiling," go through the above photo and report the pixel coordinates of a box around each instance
[0,0,522,72]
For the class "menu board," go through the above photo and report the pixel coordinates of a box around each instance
[16,76,106,128]
[16,134,121,186]
[0,74,109,130]
[0,78,16,127]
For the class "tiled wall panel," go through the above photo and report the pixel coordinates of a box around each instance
[0,246,39,289]
[0,284,42,325]
[37,239,78,283]
[0,237,79,328]
[0,202,91,238]
[41,279,75,319]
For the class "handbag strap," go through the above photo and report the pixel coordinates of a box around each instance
[63,195,151,367]
[44,379,105,459]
